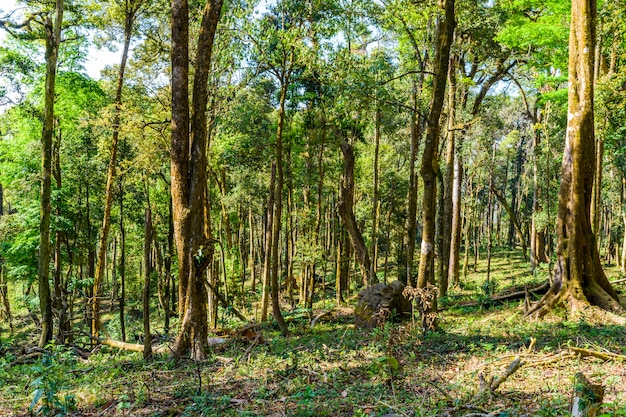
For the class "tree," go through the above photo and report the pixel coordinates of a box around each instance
[170,0,224,360]
[38,0,64,347]
[416,0,455,328]
[91,0,146,339]
[527,0,623,318]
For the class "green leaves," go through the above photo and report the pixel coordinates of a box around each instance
[496,0,570,70]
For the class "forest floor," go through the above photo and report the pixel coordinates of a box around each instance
[1,249,626,416]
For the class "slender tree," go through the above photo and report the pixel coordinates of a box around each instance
[416,0,455,325]
[92,0,145,339]
[37,0,64,347]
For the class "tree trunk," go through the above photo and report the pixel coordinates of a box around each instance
[527,0,623,318]
[448,140,463,287]
[336,227,350,305]
[92,2,138,338]
[416,0,455,325]
[622,178,626,274]
[53,123,70,343]
[249,209,256,292]
[38,0,63,347]
[405,79,424,286]
[508,138,525,248]
[338,140,373,285]
[270,82,288,335]
[485,145,496,294]
[491,186,528,260]
[370,108,381,283]
[441,53,457,297]
[170,0,224,360]
[142,192,152,361]
[261,165,275,322]
[591,137,603,236]
[118,178,126,342]
[0,184,11,329]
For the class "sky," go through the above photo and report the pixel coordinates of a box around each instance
[0,0,119,80]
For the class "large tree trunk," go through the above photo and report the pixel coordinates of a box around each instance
[416,0,455,319]
[170,0,224,360]
[527,0,623,318]
[38,0,63,347]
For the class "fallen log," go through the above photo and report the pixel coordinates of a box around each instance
[476,356,524,397]
[446,281,550,309]
[80,332,172,355]
[570,346,626,362]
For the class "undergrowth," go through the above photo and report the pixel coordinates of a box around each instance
[0,249,625,416]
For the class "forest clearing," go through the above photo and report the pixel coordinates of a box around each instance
[0,250,625,416]
[2,0,626,415]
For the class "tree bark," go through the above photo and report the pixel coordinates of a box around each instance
[261,165,275,322]
[170,0,224,360]
[448,138,463,287]
[527,0,623,318]
[143,192,153,361]
[0,184,10,328]
[270,82,288,335]
[416,0,456,314]
[338,140,373,285]
[441,52,457,296]
[370,108,381,283]
[405,78,425,286]
[38,0,63,348]
[91,1,140,338]
[336,227,350,305]
[118,182,126,342]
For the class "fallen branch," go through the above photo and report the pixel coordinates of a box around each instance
[205,280,248,323]
[570,346,626,362]
[310,310,332,327]
[80,332,172,355]
[477,356,524,397]
[448,282,549,309]
[490,356,524,391]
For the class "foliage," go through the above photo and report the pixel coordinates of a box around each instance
[28,345,77,416]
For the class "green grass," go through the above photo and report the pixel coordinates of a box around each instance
[1,247,626,416]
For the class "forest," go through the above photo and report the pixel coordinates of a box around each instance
[1,0,626,415]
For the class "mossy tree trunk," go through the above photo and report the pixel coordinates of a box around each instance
[142,187,152,361]
[416,0,455,311]
[0,184,10,328]
[527,0,623,318]
[38,0,64,348]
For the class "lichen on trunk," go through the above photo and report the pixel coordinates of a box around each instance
[527,0,624,318]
